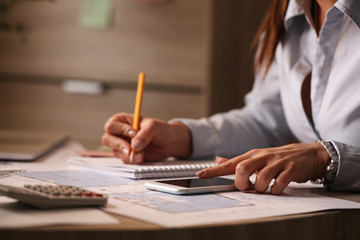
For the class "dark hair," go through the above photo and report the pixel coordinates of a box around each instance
[252,0,289,75]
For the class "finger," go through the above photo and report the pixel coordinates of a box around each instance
[115,149,144,164]
[235,179,253,191]
[133,152,144,164]
[113,149,126,161]
[104,119,136,138]
[270,168,292,195]
[234,158,267,191]
[197,158,238,178]
[254,162,283,193]
[197,152,257,179]
[131,120,156,152]
[101,133,131,154]
[215,156,230,164]
[106,112,133,125]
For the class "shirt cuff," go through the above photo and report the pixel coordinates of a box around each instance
[169,118,220,159]
[327,140,360,191]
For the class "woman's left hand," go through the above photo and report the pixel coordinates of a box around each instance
[196,143,331,194]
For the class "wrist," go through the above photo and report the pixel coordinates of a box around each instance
[168,122,193,158]
[315,141,331,179]
[313,140,339,187]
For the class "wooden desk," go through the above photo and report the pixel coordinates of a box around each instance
[0,139,359,240]
[1,192,359,240]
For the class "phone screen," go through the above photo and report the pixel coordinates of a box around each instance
[157,178,234,188]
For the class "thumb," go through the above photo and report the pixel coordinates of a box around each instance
[130,120,155,152]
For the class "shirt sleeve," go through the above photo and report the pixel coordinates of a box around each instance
[329,141,360,191]
[172,59,295,159]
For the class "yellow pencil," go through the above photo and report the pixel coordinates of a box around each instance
[130,72,146,163]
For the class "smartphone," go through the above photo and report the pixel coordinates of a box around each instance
[144,177,236,195]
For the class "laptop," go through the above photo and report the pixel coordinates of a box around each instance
[0,130,69,161]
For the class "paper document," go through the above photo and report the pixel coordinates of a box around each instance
[101,182,360,228]
[19,170,136,187]
[7,166,360,228]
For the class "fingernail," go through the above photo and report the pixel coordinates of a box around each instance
[128,130,136,138]
[123,148,129,156]
[196,169,206,177]
[131,139,143,151]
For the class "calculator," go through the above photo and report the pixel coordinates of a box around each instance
[0,184,108,209]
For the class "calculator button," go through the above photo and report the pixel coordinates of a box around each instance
[81,192,93,197]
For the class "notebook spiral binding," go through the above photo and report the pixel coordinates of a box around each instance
[134,163,216,179]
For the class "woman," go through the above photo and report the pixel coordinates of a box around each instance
[102,0,360,194]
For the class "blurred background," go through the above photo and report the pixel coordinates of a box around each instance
[0,0,269,146]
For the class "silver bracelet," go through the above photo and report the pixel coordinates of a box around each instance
[314,140,339,187]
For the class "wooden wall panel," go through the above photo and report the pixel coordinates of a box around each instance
[0,0,208,87]
[0,81,203,143]
[0,0,272,145]
[208,0,270,114]
[0,0,210,143]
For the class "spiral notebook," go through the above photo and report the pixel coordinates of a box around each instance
[70,156,215,179]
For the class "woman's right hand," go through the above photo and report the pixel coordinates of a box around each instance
[101,113,192,164]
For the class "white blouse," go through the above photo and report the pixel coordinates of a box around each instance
[177,0,360,191]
